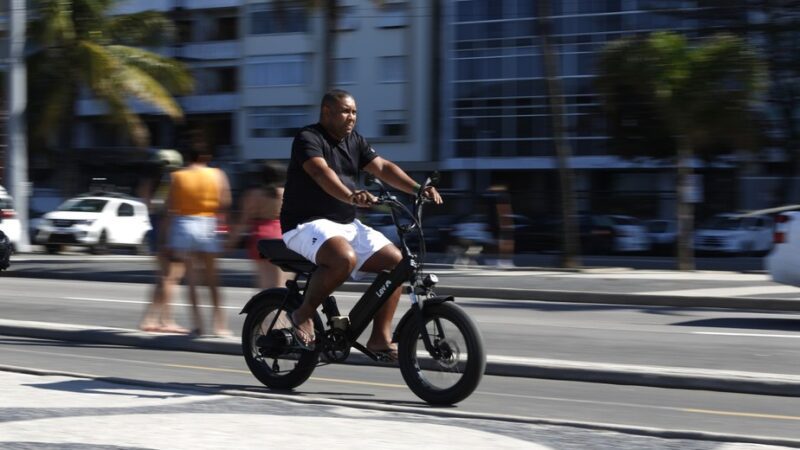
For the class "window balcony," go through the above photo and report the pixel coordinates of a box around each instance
[175,41,240,60]
[76,93,239,116]
[114,0,240,13]
[179,93,239,113]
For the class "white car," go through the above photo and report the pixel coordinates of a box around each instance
[767,211,800,286]
[645,219,677,253]
[34,193,151,254]
[0,185,21,250]
[694,213,773,255]
[605,215,650,253]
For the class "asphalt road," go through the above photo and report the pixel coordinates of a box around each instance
[2,277,800,376]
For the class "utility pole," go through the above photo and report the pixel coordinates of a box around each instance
[6,0,29,251]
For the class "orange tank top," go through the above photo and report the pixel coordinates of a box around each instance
[170,167,221,216]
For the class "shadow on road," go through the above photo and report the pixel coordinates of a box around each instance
[673,317,800,332]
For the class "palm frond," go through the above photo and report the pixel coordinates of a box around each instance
[99,87,151,147]
[107,11,176,46]
[105,45,194,94]
[79,41,185,120]
[31,0,77,45]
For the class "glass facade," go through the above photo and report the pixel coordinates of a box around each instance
[445,0,690,161]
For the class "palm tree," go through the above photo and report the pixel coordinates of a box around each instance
[27,0,194,153]
[596,32,766,270]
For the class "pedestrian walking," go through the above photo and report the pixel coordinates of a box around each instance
[165,129,232,337]
[139,149,188,333]
[485,183,515,267]
[227,161,288,290]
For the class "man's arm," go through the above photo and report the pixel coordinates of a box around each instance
[302,157,374,206]
[364,157,443,204]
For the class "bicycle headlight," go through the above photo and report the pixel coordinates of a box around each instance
[423,274,438,287]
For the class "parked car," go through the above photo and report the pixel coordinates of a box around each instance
[644,219,677,254]
[604,214,650,253]
[33,192,151,254]
[522,215,616,255]
[694,213,773,255]
[577,215,617,254]
[0,230,11,270]
[766,211,800,286]
[0,185,21,250]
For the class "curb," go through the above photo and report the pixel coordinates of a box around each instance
[3,319,800,398]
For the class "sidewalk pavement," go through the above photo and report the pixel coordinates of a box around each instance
[3,253,800,397]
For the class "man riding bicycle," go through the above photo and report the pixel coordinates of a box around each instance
[280,89,442,360]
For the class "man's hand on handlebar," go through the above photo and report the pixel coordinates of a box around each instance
[421,186,443,205]
[350,189,377,207]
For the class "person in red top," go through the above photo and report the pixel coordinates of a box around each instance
[280,89,442,359]
[227,161,288,290]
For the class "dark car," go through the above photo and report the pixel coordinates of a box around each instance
[0,230,11,270]
[522,215,616,255]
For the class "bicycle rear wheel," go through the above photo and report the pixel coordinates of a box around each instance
[241,291,321,390]
[397,301,486,405]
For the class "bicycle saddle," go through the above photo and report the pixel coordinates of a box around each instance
[257,239,316,274]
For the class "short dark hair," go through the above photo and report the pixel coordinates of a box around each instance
[321,89,353,110]
[184,127,213,163]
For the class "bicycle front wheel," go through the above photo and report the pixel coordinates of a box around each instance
[397,301,486,405]
[241,291,321,390]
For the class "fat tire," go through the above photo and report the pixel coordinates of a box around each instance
[241,291,321,390]
[397,301,486,405]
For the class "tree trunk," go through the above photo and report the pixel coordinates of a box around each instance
[676,139,695,270]
[322,0,338,92]
[537,1,581,268]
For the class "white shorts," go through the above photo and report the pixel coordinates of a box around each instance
[282,218,393,280]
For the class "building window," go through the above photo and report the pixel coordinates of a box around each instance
[193,67,238,93]
[336,5,360,31]
[249,3,308,35]
[377,2,408,28]
[379,56,407,83]
[334,58,357,85]
[215,16,239,41]
[245,54,308,87]
[379,110,407,137]
[248,106,310,138]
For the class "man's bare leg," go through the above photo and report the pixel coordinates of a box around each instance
[359,245,403,350]
[291,237,355,342]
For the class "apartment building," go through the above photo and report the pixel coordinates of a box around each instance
[441,0,703,219]
[68,0,434,194]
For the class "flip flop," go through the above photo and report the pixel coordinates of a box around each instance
[288,313,316,351]
[367,344,398,363]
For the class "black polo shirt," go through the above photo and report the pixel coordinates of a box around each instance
[280,123,379,232]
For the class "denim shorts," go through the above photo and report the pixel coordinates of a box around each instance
[282,218,392,280]
[169,215,221,254]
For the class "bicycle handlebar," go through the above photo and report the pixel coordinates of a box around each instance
[365,172,440,260]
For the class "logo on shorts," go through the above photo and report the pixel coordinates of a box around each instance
[312,237,318,245]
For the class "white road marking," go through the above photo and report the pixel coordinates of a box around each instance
[66,296,242,310]
[633,285,800,297]
[693,331,800,339]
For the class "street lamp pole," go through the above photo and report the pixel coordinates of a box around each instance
[6,0,29,251]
